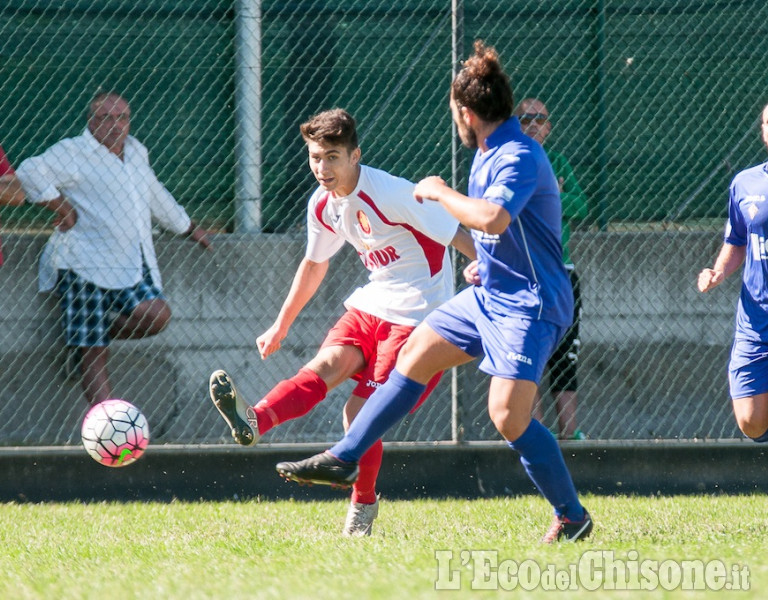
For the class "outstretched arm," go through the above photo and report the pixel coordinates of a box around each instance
[414,176,511,234]
[698,243,745,292]
[256,257,329,358]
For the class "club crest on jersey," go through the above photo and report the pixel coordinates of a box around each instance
[357,210,372,234]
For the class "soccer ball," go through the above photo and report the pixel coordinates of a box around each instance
[81,399,150,467]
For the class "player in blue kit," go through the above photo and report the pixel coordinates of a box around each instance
[698,103,768,444]
[276,40,593,543]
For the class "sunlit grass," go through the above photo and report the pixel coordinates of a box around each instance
[0,495,762,599]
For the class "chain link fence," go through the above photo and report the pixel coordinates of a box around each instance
[1,0,765,447]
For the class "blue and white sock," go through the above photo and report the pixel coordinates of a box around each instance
[508,419,585,522]
[330,369,426,463]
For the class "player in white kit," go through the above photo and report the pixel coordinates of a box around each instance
[209,108,475,536]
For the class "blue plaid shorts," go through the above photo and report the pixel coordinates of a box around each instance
[56,266,165,347]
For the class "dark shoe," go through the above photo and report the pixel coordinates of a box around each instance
[542,509,593,543]
[208,369,259,447]
[276,451,359,488]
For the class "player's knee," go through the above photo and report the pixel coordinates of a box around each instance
[489,407,527,441]
[158,302,173,325]
[735,415,768,441]
[145,302,172,334]
[732,397,768,440]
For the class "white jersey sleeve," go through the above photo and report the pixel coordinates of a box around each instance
[306,189,346,262]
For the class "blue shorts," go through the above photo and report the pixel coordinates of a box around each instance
[56,267,164,348]
[425,286,566,383]
[728,338,768,399]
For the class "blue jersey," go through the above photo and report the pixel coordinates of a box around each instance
[724,161,768,341]
[469,117,573,327]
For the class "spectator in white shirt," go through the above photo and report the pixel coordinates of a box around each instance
[16,91,211,404]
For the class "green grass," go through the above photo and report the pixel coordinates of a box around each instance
[0,495,763,599]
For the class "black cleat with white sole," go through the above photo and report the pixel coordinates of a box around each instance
[276,451,359,488]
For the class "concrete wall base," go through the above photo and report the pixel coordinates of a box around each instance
[2,441,764,503]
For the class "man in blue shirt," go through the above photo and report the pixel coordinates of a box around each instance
[276,40,593,543]
[698,103,768,445]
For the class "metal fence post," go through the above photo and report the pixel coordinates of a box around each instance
[234,0,262,233]
[451,0,465,443]
[593,0,608,231]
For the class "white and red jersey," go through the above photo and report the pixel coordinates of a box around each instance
[306,165,459,326]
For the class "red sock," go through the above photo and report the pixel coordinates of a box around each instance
[254,367,327,435]
[351,439,383,505]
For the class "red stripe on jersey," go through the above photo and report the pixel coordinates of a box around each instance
[0,146,13,177]
[315,192,335,232]
[357,190,446,277]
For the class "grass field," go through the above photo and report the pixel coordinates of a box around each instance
[0,494,763,599]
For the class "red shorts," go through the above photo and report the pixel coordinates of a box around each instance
[321,307,441,410]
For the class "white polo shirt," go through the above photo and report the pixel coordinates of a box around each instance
[17,129,191,291]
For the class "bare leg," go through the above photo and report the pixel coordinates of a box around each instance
[396,323,475,382]
[487,377,539,442]
[306,345,366,390]
[490,375,586,523]
[327,323,474,460]
[344,394,367,430]
[251,344,365,436]
[81,346,112,404]
[732,394,768,439]
[111,299,171,340]
[80,299,171,404]
[555,390,578,438]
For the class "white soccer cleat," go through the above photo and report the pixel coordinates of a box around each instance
[343,497,380,537]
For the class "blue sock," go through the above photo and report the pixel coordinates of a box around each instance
[508,419,585,522]
[750,428,768,443]
[330,369,426,462]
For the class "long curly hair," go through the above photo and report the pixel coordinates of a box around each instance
[451,40,514,123]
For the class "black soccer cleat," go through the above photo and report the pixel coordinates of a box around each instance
[541,509,593,544]
[209,369,260,447]
[276,451,359,488]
